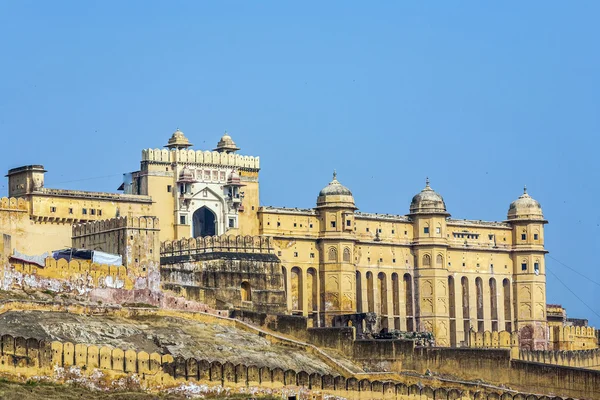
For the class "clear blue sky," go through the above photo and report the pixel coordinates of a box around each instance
[1,2,599,326]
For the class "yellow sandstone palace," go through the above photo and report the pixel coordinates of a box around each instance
[1,129,594,350]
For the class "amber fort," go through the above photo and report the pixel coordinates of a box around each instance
[0,128,598,399]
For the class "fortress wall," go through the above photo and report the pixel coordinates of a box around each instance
[301,324,599,398]
[468,329,600,368]
[551,325,598,351]
[0,332,568,400]
[4,257,132,293]
[517,348,600,369]
[0,300,594,398]
[142,148,260,170]
[160,235,274,256]
[72,217,160,279]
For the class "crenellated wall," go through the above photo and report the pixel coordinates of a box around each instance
[0,332,579,400]
[160,235,274,256]
[5,257,132,293]
[72,217,160,289]
[517,348,600,369]
[142,148,260,170]
[550,324,598,351]
[468,330,519,350]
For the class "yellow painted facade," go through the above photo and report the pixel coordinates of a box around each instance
[0,128,596,351]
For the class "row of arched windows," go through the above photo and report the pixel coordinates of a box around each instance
[327,247,352,262]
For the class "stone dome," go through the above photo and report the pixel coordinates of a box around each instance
[226,169,244,186]
[316,171,356,209]
[214,131,240,153]
[165,129,193,149]
[507,186,544,220]
[177,167,197,183]
[409,178,448,215]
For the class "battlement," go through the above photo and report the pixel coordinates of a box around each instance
[160,235,274,256]
[72,216,160,238]
[468,330,519,349]
[518,348,600,368]
[5,257,132,293]
[555,324,597,338]
[0,197,28,212]
[37,187,152,203]
[142,148,260,170]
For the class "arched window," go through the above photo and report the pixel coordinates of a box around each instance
[436,254,443,267]
[422,254,431,267]
[343,247,351,262]
[521,259,528,272]
[241,281,252,302]
[328,247,338,262]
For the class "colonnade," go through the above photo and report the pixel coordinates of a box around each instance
[282,265,514,347]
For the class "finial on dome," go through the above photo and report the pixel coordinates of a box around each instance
[425,177,430,188]
[333,170,337,180]
[523,185,527,194]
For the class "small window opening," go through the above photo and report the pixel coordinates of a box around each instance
[180,215,186,225]
[521,263,527,271]
[167,185,172,192]
[330,221,336,228]
[424,227,430,234]
[521,234,527,240]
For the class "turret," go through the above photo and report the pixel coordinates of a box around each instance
[316,171,357,325]
[507,186,548,350]
[165,128,193,150]
[6,165,47,197]
[214,131,240,153]
[409,178,451,346]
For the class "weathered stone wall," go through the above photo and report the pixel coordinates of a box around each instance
[72,216,160,286]
[5,257,131,293]
[303,325,600,398]
[161,236,286,313]
[550,324,598,350]
[229,310,309,341]
[0,332,574,400]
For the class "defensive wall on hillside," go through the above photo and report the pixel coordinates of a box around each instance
[0,298,592,400]
[6,256,131,293]
[229,310,600,398]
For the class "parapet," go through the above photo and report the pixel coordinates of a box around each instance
[0,197,28,212]
[160,235,273,256]
[38,187,152,203]
[73,216,160,238]
[142,148,260,170]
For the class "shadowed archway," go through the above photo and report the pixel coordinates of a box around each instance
[193,206,217,237]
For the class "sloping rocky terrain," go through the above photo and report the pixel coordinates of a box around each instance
[0,310,335,374]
